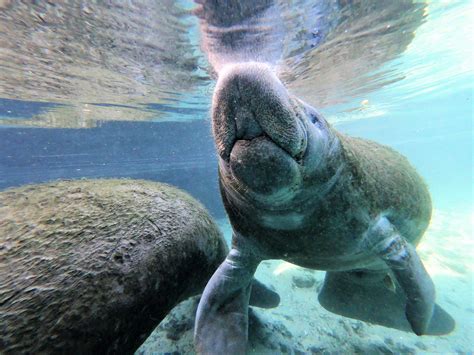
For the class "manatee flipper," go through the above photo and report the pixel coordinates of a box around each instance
[249,278,280,308]
[319,215,454,335]
[365,216,436,335]
[194,248,259,354]
[318,270,455,335]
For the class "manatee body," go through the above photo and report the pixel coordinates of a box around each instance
[194,62,454,354]
[0,179,228,354]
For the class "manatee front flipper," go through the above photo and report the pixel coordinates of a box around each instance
[368,216,436,335]
[319,216,455,335]
[194,248,260,354]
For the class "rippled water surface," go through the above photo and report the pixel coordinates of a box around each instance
[1,0,473,353]
[0,0,449,126]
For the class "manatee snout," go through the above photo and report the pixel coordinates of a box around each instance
[212,62,307,162]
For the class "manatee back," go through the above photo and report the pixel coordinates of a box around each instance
[0,179,227,354]
[336,133,432,244]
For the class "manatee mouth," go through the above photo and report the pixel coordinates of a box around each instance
[212,62,307,164]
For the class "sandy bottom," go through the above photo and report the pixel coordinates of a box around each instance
[137,209,473,354]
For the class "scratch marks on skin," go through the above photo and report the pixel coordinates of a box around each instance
[145,217,162,235]
[362,215,411,269]
[262,212,305,230]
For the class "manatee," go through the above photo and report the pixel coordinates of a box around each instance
[0,179,278,354]
[194,62,454,354]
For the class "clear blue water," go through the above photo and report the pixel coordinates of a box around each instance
[1,0,472,353]
[330,1,473,212]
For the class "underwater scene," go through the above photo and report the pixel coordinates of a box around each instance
[0,0,472,354]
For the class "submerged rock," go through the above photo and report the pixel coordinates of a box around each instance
[292,273,317,289]
[0,179,227,354]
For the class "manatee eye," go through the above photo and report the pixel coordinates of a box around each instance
[309,111,323,127]
[302,103,323,127]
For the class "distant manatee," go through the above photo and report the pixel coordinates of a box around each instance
[0,179,278,354]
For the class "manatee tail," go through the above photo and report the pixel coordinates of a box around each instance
[318,270,455,335]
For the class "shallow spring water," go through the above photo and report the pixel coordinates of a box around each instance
[0,0,472,354]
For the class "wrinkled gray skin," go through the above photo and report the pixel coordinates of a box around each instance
[194,63,449,354]
[0,179,278,355]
